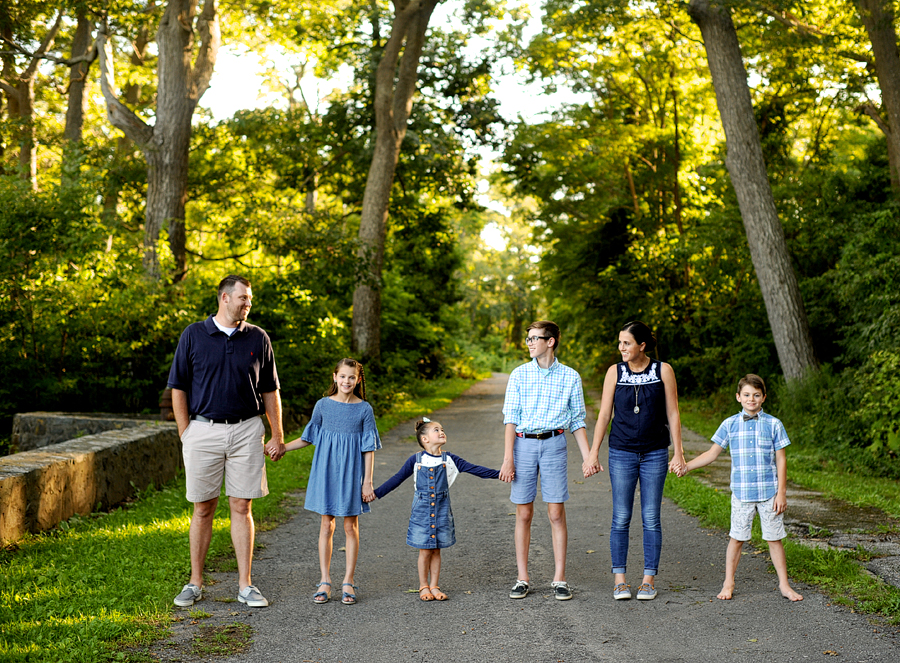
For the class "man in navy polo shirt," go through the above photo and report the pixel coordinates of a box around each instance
[168,275,285,609]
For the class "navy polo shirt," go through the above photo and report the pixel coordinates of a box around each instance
[167,316,280,420]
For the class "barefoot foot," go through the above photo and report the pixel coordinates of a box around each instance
[780,585,803,601]
[716,584,734,600]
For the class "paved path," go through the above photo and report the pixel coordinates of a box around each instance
[170,374,898,662]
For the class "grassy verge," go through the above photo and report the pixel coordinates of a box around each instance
[0,376,480,662]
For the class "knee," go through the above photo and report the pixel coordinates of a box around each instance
[547,504,566,527]
[343,517,359,536]
[517,504,534,525]
[321,516,336,534]
[229,498,252,518]
[193,499,218,521]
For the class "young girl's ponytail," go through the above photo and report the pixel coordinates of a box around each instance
[413,418,431,449]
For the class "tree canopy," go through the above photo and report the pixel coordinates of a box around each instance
[2,0,900,469]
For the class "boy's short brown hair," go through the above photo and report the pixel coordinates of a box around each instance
[737,374,766,396]
[526,320,560,349]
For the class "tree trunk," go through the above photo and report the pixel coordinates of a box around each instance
[351,0,440,362]
[857,0,900,194]
[688,0,817,380]
[62,13,95,185]
[0,12,63,189]
[97,0,219,282]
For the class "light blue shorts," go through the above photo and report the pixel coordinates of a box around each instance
[510,432,569,504]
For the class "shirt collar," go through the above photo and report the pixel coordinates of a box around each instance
[530,357,559,372]
[740,408,765,418]
[203,315,247,335]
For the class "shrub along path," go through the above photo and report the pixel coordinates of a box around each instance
[153,374,898,662]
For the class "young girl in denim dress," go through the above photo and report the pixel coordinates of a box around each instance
[374,418,499,601]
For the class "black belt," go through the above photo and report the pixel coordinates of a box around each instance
[516,429,565,440]
[191,414,253,425]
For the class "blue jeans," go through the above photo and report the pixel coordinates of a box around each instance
[608,446,668,576]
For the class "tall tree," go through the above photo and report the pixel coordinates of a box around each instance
[62,10,96,184]
[0,9,63,188]
[98,0,219,281]
[687,0,817,380]
[855,0,900,193]
[352,0,440,362]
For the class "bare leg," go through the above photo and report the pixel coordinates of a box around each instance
[427,550,446,599]
[547,503,567,583]
[718,538,744,600]
[229,497,254,590]
[429,549,442,588]
[768,539,803,601]
[318,515,336,586]
[417,550,435,600]
[515,502,534,582]
[189,498,218,587]
[342,516,359,586]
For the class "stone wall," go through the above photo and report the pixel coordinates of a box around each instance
[12,412,155,452]
[0,421,180,546]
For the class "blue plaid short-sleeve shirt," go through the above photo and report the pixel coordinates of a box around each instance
[712,409,790,503]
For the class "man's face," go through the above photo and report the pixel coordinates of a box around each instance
[221,283,252,326]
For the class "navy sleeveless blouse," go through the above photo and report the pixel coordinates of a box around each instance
[608,360,670,453]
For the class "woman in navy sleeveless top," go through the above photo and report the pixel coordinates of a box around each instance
[585,321,686,601]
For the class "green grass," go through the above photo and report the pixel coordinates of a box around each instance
[665,472,900,623]
[0,376,480,662]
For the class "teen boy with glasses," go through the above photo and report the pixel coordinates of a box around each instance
[500,320,601,600]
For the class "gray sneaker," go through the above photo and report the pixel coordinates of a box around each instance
[509,580,530,599]
[238,584,269,607]
[551,581,573,601]
[613,583,632,600]
[636,583,657,600]
[173,583,202,607]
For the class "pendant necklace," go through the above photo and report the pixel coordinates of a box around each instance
[633,384,641,414]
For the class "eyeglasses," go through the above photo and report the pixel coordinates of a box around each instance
[525,336,551,344]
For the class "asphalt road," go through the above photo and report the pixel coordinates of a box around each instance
[216,373,898,663]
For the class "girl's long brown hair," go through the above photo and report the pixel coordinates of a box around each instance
[324,358,367,401]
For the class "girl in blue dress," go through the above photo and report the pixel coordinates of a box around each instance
[284,358,381,605]
[374,418,499,601]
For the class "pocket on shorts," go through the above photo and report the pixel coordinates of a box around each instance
[180,421,195,442]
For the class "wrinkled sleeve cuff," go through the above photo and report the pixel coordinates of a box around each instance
[361,430,382,452]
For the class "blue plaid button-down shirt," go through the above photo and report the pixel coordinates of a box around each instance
[712,409,790,503]
[503,358,587,433]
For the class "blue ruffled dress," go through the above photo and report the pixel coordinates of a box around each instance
[302,397,382,516]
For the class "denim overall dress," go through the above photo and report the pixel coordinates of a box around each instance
[407,451,456,549]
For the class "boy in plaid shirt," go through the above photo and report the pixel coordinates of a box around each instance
[679,374,803,601]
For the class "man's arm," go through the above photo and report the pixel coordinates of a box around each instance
[262,390,286,461]
[500,422,517,483]
[773,447,788,514]
[171,388,190,437]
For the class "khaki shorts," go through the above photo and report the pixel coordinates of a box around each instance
[730,493,786,542]
[181,416,268,502]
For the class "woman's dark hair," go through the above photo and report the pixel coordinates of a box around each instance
[324,358,367,401]
[620,321,657,353]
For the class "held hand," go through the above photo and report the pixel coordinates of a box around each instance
[362,481,375,504]
[265,440,285,462]
[499,458,515,483]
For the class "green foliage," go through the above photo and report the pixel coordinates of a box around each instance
[853,351,900,457]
